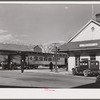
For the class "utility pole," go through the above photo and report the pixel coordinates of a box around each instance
[54,43,58,72]
[55,46,58,72]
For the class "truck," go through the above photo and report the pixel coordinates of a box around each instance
[72,59,100,77]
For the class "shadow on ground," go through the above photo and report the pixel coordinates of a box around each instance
[73,78,100,88]
[72,82,100,88]
[0,83,100,88]
[1,83,100,88]
[0,85,50,88]
[0,85,35,88]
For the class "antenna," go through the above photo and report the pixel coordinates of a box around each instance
[92,4,94,19]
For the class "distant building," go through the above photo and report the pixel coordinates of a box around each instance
[33,45,42,53]
[59,14,100,71]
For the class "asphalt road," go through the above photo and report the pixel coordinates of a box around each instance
[0,69,99,88]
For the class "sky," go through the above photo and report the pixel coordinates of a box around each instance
[0,3,100,45]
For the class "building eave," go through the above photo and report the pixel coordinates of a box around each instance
[68,19,100,43]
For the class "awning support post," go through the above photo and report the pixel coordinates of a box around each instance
[21,54,26,73]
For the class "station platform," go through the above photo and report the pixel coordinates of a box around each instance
[23,66,72,75]
[0,67,72,75]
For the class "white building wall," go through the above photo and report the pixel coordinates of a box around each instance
[80,56,90,60]
[96,56,100,62]
[68,56,90,71]
[68,57,75,71]
[72,22,100,42]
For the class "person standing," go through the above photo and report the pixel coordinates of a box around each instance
[49,62,53,72]
[1,62,4,70]
[21,60,24,73]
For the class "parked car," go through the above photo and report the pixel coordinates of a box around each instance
[1,61,8,69]
[72,60,100,77]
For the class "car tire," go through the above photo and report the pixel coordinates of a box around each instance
[72,69,76,75]
[83,70,88,77]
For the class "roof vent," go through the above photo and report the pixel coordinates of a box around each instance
[96,13,100,23]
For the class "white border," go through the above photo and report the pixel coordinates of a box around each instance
[0,1,99,99]
[0,88,100,99]
[0,1,99,4]
[0,89,100,99]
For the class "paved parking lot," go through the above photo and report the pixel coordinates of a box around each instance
[0,67,98,88]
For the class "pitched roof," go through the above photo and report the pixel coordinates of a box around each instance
[0,43,32,52]
[59,19,100,51]
[68,19,100,43]
[33,45,42,52]
[58,43,68,52]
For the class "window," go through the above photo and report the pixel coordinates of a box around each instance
[48,57,52,61]
[34,56,38,61]
[75,56,80,66]
[96,62,98,65]
[53,57,55,61]
[44,57,48,61]
[90,55,96,60]
[29,56,33,60]
[38,56,43,61]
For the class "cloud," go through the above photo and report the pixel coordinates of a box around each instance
[40,41,66,53]
[21,34,29,37]
[0,29,8,34]
[14,34,29,38]
[0,34,13,43]
[8,39,24,45]
[0,33,25,45]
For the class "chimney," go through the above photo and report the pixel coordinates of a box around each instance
[96,13,100,23]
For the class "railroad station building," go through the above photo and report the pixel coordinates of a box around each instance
[59,14,100,71]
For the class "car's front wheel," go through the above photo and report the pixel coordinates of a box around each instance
[83,70,88,77]
[72,69,76,75]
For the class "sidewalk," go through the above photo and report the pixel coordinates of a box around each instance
[24,67,72,75]
[0,65,72,75]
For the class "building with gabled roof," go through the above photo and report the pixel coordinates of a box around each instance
[59,14,100,71]
[0,43,42,53]
[33,45,42,53]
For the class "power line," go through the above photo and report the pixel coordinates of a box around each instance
[92,4,94,19]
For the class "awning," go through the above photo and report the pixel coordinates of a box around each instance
[59,39,100,52]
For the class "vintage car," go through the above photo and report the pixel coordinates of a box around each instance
[72,60,100,77]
